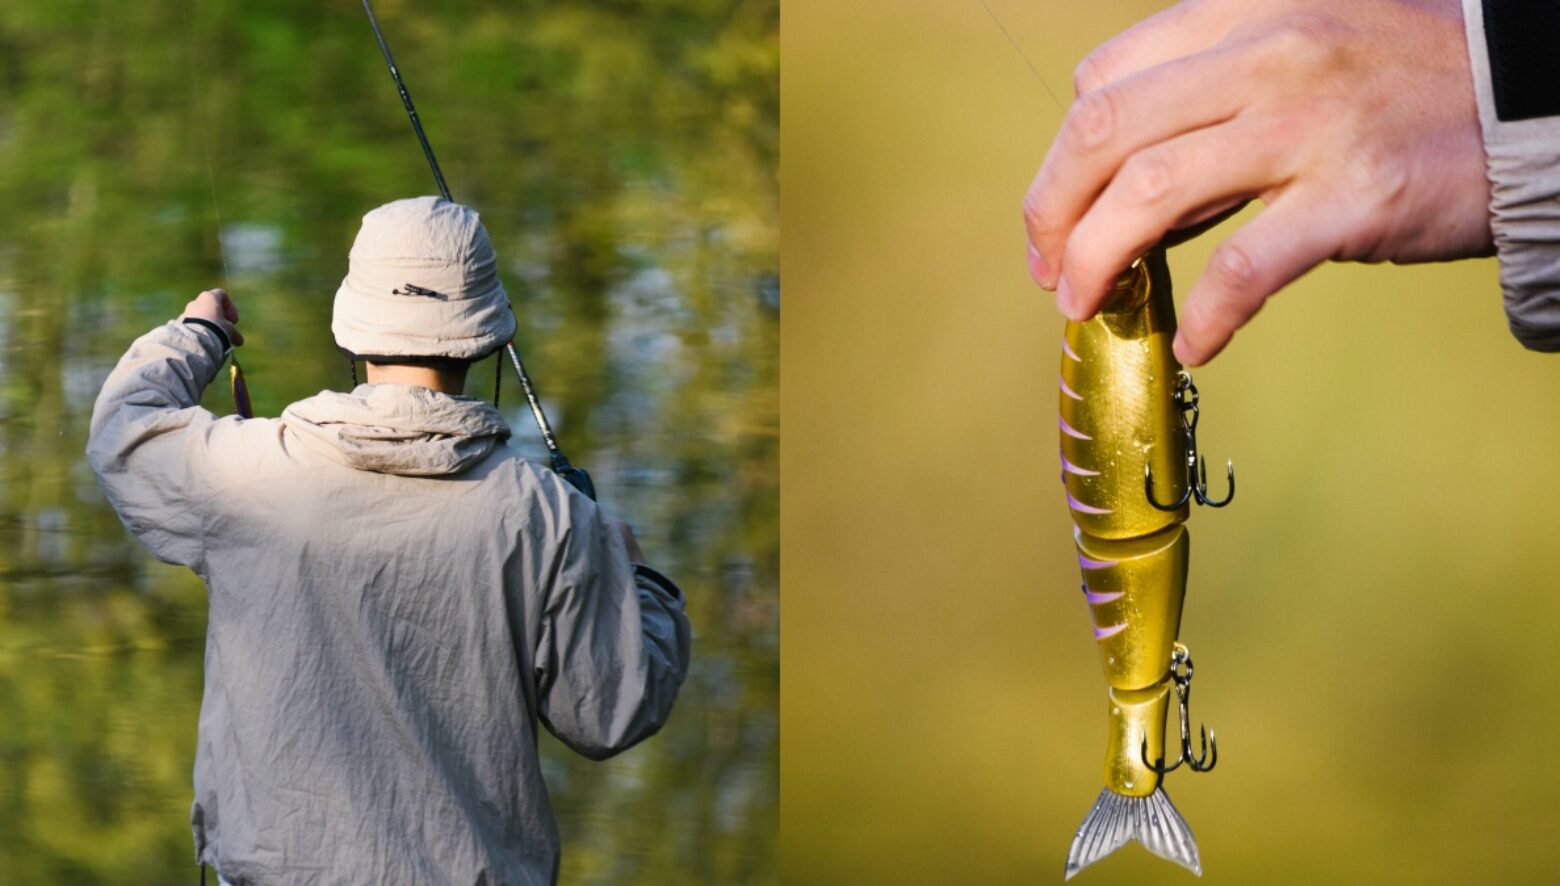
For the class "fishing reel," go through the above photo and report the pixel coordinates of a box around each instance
[551,454,596,501]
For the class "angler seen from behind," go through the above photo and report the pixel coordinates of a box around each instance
[87,196,691,885]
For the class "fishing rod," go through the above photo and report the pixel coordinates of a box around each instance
[360,0,595,501]
[184,3,254,420]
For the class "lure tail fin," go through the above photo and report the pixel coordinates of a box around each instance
[1064,787,1201,880]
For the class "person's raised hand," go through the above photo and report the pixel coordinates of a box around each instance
[1023,0,1492,365]
[180,288,244,346]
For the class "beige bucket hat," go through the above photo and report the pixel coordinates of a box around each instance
[333,196,517,361]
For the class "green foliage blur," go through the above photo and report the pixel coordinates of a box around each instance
[0,0,775,882]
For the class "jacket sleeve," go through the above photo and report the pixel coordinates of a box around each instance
[86,320,231,569]
[1461,0,1560,351]
[531,478,692,760]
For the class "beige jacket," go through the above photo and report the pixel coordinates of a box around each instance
[88,320,689,885]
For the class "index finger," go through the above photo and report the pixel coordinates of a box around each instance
[208,288,239,323]
[1024,45,1251,287]
[1070,0,1238,95]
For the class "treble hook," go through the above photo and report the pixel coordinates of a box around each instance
[1140,643,1218,775]
[1145,370,1235,510]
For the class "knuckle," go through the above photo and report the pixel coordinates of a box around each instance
[1120,149,1173,204]
[1064,89,1116,150]
[1207,239,1258,294]
[1071,52,1106,97]
[1269,12,1348,69]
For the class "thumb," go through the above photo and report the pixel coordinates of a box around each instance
[1174,192,1334,366]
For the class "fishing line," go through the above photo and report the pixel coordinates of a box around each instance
[975,0,1068,113]
[183,2,252,419]
[183,10,232,288]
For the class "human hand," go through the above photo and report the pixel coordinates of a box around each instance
[180,288,244,346]
[609,518,647,565]
[1023,0,1492,365]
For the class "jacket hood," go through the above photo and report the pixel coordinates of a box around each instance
[282,383,511,477]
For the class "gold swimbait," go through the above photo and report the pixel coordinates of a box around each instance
[1058,250,1230,878]
[230,356,252,419]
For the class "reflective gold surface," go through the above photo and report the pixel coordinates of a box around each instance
[1065,253,1191,802]
[1059,252,1186,541]
[1076,524,1189,691]
[1103,682,1172,797]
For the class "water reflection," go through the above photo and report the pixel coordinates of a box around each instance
[0,1,776,881]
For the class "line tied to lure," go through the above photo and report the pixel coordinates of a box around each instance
[1140,642,1218,775]
[1145,370,1235,510]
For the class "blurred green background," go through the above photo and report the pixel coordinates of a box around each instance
[0,0,775,882]
[782,1,1560,883]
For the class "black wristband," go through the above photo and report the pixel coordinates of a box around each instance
[182,317,233,352]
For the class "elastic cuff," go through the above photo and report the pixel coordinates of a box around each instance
[633,563,684,602]
[182,317,233,352]
[1462,0,1560,351]
[1508,317,1560,353]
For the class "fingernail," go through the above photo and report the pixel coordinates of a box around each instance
[1172,333,1193,366]
[1027,244,1053,289]
[1056,276,1075,317]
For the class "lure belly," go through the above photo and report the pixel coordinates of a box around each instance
[1059,252,1220,878]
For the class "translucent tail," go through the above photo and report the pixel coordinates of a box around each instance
[1064,787,1201,880]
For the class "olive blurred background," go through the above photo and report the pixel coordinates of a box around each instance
[783,1,1560,883]
[0,1,774,882]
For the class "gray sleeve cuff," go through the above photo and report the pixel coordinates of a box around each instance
[1462,0,1560,352]
[182,316,233,352]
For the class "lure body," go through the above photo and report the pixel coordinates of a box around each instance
[1059,252,1202,878]
[230,358,253,419]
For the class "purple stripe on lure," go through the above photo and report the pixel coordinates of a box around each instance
[1094,622,1128,641]
[1066,493,1113,516]
[1059,417,1091,440]
[1062,338,1081,362]
[1077,554,1116,569]
[1061,455,1099,477]
[1059,376,1083,401]
[1085,591,1123,605]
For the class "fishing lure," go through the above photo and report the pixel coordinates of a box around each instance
[1058,250,1231,878]
[229,356,252,419]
